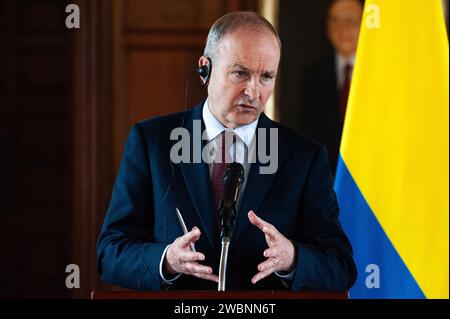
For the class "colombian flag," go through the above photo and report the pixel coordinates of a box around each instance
[335,1,449,298]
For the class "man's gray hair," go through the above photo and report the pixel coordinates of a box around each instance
[203,11,282,60]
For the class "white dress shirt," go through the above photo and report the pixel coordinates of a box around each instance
[335,53,355,89]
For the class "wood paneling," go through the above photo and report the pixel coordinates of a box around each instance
[127,49,206,125]
[124,0,223,31]
[72,0,115,298]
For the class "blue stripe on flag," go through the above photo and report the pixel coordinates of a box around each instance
[334,156,425,298]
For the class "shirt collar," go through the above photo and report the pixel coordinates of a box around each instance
[202,99,258,147]
[336,52,356,70]
[335,53,356,87]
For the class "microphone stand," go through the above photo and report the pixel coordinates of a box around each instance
[218,235,230,291]
[218,207,235,292]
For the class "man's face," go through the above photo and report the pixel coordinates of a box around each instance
[327,0,363,58]
[204,29,280,128]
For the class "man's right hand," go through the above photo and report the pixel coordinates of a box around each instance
[163,226,219,282]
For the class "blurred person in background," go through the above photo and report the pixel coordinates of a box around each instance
[299,0,364,176]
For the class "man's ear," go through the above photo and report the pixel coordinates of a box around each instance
[197,56,212,85]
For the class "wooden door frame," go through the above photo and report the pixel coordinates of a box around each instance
[72,0,122,298]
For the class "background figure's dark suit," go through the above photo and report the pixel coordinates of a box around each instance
[97,102,356,291]
[299,55,342,176]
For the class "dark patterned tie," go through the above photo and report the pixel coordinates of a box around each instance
[340,63,353,123]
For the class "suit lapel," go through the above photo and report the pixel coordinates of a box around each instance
[231,114,288,246]
[179,104,219,256]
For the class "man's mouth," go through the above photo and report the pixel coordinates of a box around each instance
[237,104,257,110]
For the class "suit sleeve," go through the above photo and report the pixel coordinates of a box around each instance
[290,146,357,292]
[96,124,166,291]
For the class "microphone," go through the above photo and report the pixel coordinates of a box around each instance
[218,162,245,240]
[217,162,244,291]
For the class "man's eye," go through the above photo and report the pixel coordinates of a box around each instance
[233,71,247,78]
[262,74,273,81]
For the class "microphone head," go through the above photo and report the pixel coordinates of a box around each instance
[221,162,245,209]
[223,162,244,182]
[219,162,245,238]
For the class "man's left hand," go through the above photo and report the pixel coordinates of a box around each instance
[248,210,296,284]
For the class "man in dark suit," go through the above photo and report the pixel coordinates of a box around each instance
[97,11,356,292]
[299,0,363,175]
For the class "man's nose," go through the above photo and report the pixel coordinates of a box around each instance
[244,78,261,101]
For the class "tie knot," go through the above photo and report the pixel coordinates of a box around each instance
[217,130,237,144]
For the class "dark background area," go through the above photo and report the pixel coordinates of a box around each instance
[0,0,73,298]
[278,0,333,132]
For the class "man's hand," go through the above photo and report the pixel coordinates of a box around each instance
[164,226,219,282]
[248,210,296,284]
